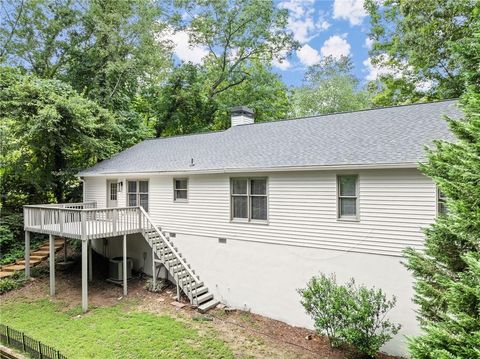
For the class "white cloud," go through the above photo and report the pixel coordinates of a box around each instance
[279,0,330,44]
[320,35,351,59]
[157,27,208,65]
[273,58,292,70]
[287,16,317,43]
[333,0,367,26]
[363,56,395,81]
[364,37,374,49]
[363,55,436,92]
[296,44,321,66]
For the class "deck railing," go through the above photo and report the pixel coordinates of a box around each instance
[23,202,142,240]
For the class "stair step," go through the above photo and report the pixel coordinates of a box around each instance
[16,259,42,266]
[31,250,50,256]
[0,271,13,279]
[187,286,208,298]
[30,255,48,260]
[3,264,25,272]
[195,292,214,305]
[198,299,220,313]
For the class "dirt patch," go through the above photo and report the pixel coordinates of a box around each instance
[1,252,403,359]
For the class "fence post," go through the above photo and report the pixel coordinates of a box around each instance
[22,332,26,351]
[39,340,43,359]
[6,326,10,346]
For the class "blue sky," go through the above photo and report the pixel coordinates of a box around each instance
[165,0,383,88]
[273,0,375,87]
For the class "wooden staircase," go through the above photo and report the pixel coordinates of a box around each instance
[139,208,219,312]
[0,239,64,279]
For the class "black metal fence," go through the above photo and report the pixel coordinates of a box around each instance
[0,324,67,359]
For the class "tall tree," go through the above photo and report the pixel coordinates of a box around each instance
[1,0,170,114]
[0,67,119,207]
[290,56,371,118]
[145,0,297,136]
[403,13,480,359]
[365,0,478,105]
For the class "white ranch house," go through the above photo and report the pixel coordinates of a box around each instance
[23,100,459,356]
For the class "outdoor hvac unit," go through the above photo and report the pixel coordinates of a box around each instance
[108,257,133,281]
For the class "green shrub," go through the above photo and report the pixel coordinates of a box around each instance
[299,273,401,358]
[0,278,17,294]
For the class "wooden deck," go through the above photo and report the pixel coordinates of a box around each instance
[24,202,145,240]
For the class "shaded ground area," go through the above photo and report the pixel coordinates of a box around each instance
[0,251,403,359]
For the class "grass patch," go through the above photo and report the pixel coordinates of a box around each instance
[0,299,233,358]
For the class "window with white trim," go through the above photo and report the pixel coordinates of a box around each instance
[437,188,447,215]
[127,180,149,211]
[337,175,358,219]
[174,178,188,201]
[231,178,267,221]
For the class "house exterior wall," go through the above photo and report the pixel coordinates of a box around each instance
[84,168,437,356]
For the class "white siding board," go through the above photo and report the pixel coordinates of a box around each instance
[83,168,435,256]
[84,177,106,207]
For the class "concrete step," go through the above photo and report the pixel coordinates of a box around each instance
[198,299,220,313]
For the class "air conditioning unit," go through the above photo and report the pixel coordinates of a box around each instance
[109,257,133,282]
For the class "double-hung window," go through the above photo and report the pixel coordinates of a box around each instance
[174,179,188,202]
[231,178,268,222]
[127,180,149,211]
[337,175,358,220]
[437,188,447,215]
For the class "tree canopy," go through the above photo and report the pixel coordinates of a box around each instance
[365,0,478,105]
[290,56,371,118]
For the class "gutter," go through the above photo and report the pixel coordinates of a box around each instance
[76,162,420,178]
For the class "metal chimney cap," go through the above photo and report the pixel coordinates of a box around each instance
[231,106,254,118]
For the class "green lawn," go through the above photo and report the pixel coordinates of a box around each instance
[0,299,233,358]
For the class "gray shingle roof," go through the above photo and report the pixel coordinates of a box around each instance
[79,100,460,176]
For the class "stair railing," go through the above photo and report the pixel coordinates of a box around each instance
[138,207,200,305]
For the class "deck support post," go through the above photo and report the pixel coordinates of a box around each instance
[82,239,88,313]
[63,237,67,262]
[49,234,55,296]
[88,240,92,282]
[123,234,127,297]
[24,231,30,278]
[152,246,156,290]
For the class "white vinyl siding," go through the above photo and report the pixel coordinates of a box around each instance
[148,169,436,256]
[83,177,107,208]
[83,168,436,256]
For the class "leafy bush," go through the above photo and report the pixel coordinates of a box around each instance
[299,273,401,358]
[0,278,17,294]
[0,272,27,294]
[0,212,46,265]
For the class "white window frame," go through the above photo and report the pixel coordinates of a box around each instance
[230,177,268,223]
[173,178,188,202]
[436,187,447,216]
[126,179,149,212]
[337,174,359,221]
